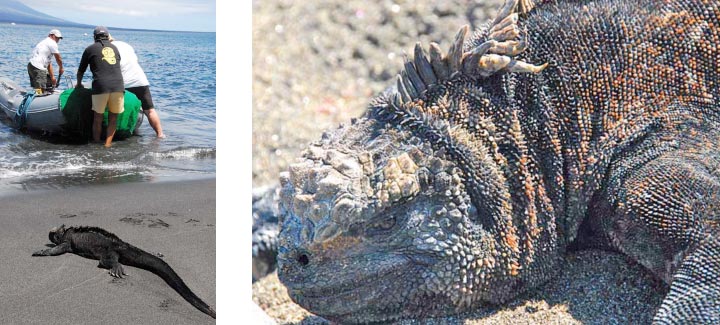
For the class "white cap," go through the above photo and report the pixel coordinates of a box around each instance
[49,29,62,39]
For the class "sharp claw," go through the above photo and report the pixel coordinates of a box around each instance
[518,0,536,14]
[493,0,535,25]
[508,61,548,73]
[490,13,518,34]
[493,0,519,25]
[488,40,527,56]
[490,24,520,42]
[477,54,513,77]
[462,40,495,74]
[472,40,498,57]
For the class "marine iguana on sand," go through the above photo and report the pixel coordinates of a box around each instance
[32,225,216,319]
[276,0,720,323]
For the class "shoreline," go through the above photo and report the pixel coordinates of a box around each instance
[0,178,216,323]
[0,172,216,198]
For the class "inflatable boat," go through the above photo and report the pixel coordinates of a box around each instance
[0,76,143,139]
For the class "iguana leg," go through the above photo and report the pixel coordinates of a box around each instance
[32,242,70,256]
[654,235,720,323]
[98,251,128,278]
[594,154,720,323]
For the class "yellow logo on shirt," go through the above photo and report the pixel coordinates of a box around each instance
[102,47,117,65]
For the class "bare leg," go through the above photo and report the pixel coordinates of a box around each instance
[105,112,118,147]
[93,112,104,143]
[144,108,165,138]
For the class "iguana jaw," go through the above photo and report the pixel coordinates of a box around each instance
[281,251,419,322]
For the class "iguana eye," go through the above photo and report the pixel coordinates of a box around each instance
[368,215,397,232]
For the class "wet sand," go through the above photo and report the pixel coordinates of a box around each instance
[0,179,216,324]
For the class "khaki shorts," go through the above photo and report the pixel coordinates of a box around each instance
[27,62,48,90]
[91,92,125,114]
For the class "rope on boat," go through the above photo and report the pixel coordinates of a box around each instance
[14,92,35,129]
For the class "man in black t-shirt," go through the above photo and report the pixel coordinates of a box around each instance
[76,26,124,147]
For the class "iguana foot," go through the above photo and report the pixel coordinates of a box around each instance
[31,249,47,256]
[109,264,128,278]
[469,0,546,77]
[653,236,720,324]
[394,0,546,104]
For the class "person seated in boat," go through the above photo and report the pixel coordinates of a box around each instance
[76,26,123,148]
[27,29,64,95]
[109,35,165,138]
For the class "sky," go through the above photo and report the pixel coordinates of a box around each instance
[21,0,216,32]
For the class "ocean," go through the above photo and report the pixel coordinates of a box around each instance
[0,24,216,195]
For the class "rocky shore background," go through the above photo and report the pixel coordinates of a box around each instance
[252,0,666,323]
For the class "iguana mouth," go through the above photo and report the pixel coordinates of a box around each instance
[292,264,406,299]
[288,264,411,319]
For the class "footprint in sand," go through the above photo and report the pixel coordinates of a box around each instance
[119,214,170,228]
[148,219,170,228]
[119,212,195,228]
[119,216,145,225]
[110,277,131,286]
[158,298,179,311]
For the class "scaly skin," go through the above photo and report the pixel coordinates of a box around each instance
[32,225,216,319]
[277,0,720,323]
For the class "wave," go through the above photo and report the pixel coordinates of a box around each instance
[146,147,216,160]
[0,145,215,191]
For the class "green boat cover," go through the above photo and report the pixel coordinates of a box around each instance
[59,88,141,139]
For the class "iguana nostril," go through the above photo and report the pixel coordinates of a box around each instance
[298,253,310,266]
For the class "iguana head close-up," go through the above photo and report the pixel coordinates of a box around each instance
[276,115,507,323]
[48,224,67,244]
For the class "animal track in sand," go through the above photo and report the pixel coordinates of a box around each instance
[158,298,179,310]
[120,213,171,228]
[110,277,131,286]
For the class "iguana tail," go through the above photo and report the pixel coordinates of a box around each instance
[120,246,216,319]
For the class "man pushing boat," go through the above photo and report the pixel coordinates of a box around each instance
[27,29,64,95]
[76,26,124,147]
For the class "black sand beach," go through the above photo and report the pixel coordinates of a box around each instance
[0,179,216,324]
